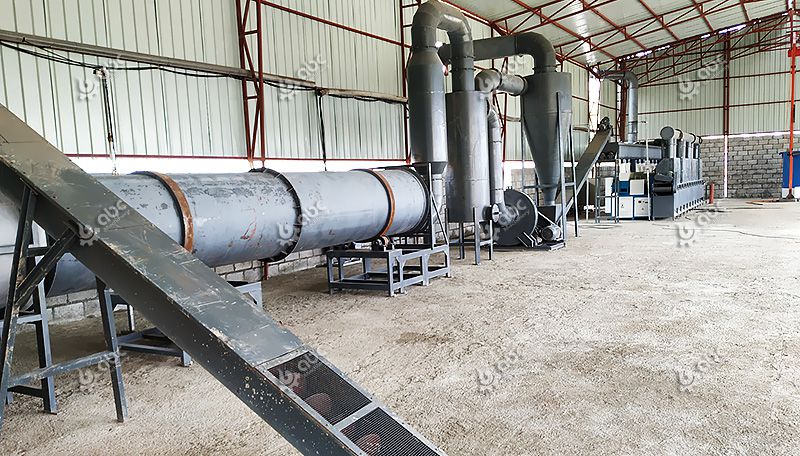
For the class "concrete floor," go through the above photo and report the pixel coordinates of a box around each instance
[2,199,800,455]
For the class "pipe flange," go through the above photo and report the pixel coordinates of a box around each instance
[250,167,303,262]
[356,169,396,240]
[395,165,432,235]
[133,171,194,253]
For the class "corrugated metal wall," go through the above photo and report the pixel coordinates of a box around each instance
[635,42,726,139]
[728,29,790,135]
[0,0,245,158]
[259,0,405,160]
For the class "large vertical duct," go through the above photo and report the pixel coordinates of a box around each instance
[445,91,492,222]
[407,0,474,211]
[603,70,639,143]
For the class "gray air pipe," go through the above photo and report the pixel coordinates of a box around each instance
[475,68,525,227]
[603,70,639,143]
[0,169,429,302]
[487,106,515,227]
[439,32,558,73]
[407,0,474,210]
[475,68,527,96]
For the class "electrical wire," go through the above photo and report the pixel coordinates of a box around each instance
[1,41,399,105]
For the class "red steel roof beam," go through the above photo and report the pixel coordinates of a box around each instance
[508,0,618,60]
[618,11,789,65]
[580,0,648,50]
[689,0,715,32]
[563,0,742,61]
[515,0,719,35]
[637,0,680,42]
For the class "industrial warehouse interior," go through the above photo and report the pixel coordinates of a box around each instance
[0,0,799,454]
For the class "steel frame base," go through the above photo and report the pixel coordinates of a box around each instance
[326,244,450,297]
[451,208,494,265]
[0,188,127,431]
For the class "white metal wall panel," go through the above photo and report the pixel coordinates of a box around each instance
[635,41,726,138]
[1,0,599,163]
[639,79,724,138]
[633,26,792,137]
[264,0,402,95]
[1,0,245,158]
[260,0,404,159]
[728,30,790,135]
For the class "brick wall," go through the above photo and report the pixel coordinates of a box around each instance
[45,248,328,323]
[702,135,784,199]
[509,136,785,200]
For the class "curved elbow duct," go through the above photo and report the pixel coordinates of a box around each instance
[603,70,639,143]
[475,68,527,96]
[440,31,558,73]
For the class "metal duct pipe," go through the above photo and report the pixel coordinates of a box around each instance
[0,169,429,302]
[439,32,558,73]
[487,106,515,227]
[474,68,527,96]
[661,126,702,159]
[474,68,523,227]
[660,126,682,158]
[407,0,474,209]
[444,32,570,209]
[603,70,639,143]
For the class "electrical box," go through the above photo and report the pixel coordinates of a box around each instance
[634,197,650,218]
[612,196,634,219]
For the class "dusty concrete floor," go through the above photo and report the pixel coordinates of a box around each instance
[2,199,800,455]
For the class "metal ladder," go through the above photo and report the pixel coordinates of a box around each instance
[0,105,446,456]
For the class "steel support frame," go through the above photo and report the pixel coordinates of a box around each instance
[326,164,452,295]
[236,0,267,167]
[0,188,127,431]
[789,11,798,199]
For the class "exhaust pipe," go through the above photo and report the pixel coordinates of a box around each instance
[603,70,639,143]
[475,69,525,227]
[486,106,515,226]
[439,32,558,73]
